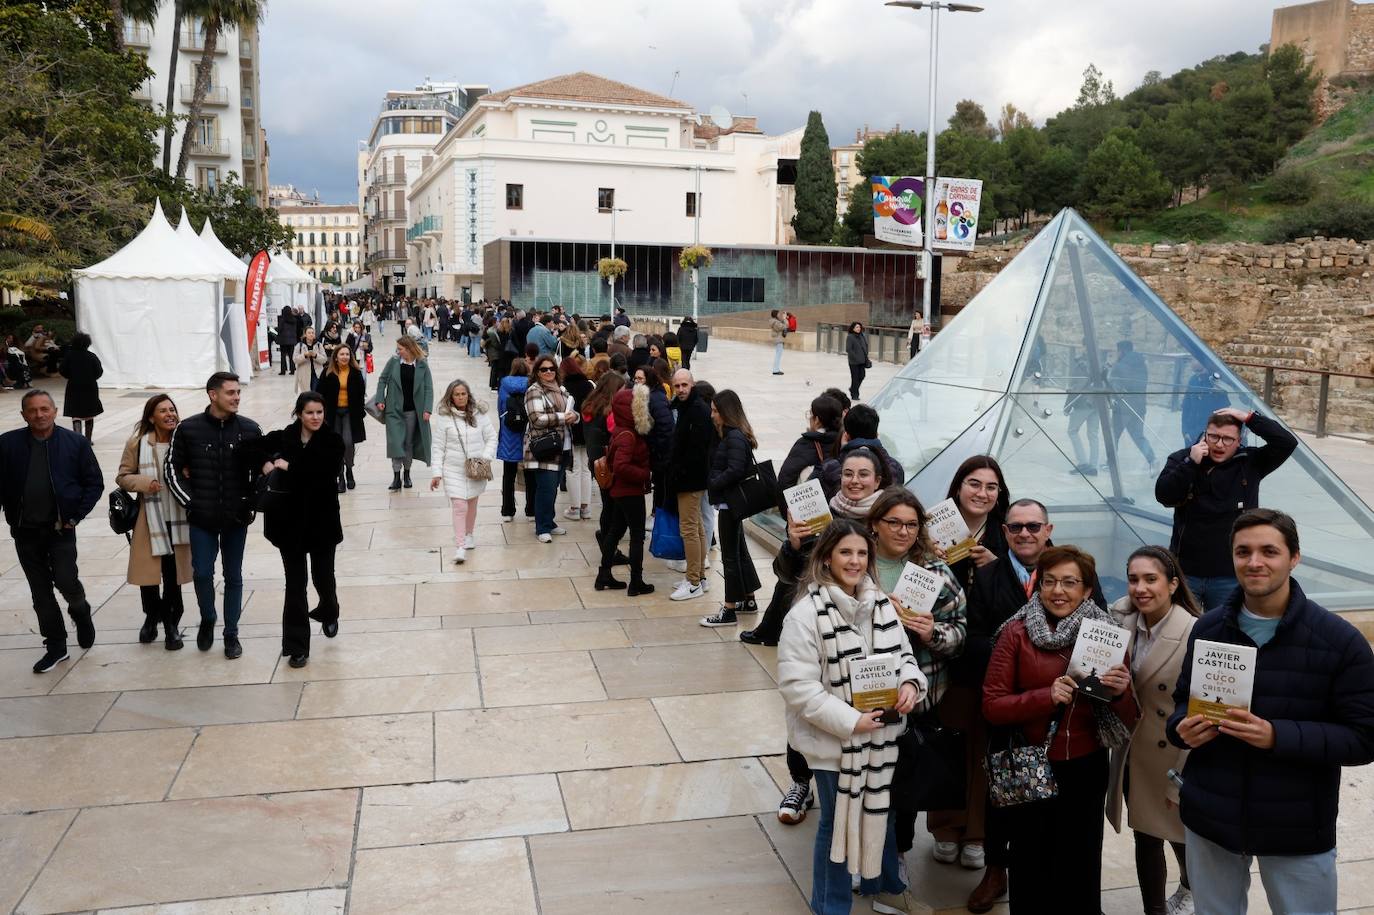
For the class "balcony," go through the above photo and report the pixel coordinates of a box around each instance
[242,140,257,161]
[239,36,253,60]
[406,214,442,243]
[372,173,406,189]
[123,25,150,48]
[187,138,230,158]
[182,30,228,53]
[132,82,153,103]
[181,84,229,106]
[367,207,406,226]
[380,94,465,121]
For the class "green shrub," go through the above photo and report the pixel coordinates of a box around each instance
[1263,197,1374,242]
[1263,168,1317,204]
[1150,209,1231,240]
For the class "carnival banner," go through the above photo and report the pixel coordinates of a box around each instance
[931,177,983,251]
[244,250,271,362]
[871,176,925,247]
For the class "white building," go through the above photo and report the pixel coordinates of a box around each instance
[125,13,268,202]
[278,205,363,288]
[406,72,803,301]
[358,81,489,295]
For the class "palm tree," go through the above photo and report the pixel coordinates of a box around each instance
[176,0,264,181]
[107,0,161,53]
[161,0,187,173]
[0,214,66,295]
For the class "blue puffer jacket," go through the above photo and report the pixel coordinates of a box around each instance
[496,375,529,463]
[1166,578,1374,855]
[0,425,104,532]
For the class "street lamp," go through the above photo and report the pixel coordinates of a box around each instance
[884,0,983,329]
[673,164,726,321]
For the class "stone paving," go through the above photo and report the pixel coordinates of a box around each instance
[0,336,1371,915]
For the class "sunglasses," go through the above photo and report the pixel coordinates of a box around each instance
[538,366,557,373]
[1005,522,1046,534]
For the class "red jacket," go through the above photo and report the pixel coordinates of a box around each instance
[983,619,1139,761]
[606,389,650,498]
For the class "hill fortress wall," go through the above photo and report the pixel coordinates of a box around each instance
[1272,0,1374,79]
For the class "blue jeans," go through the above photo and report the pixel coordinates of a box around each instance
[773,342,784,373]
[531,468,561,535]
[1186,574,1238,612]
[1186,828,1337,915]
[422,325,433,341]
[811,769,904,915]
[468,334,482,358]
[189,524,248,636]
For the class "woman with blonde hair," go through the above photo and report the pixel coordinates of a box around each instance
[116,394,192,649]
[315,345,367,493]
[370,334,433,492]
[431,378,497,563]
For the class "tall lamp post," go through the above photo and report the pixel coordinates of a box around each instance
[674,164,723,321]
[884,0,983,329]
[608,206,631,308]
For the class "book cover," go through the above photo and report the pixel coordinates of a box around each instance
[847,654,900,723]
[925,498,978,564]
[1066,618,1130,703]
[890,561,943,619]
[782,478,833,537]
[1187,639,1258,724]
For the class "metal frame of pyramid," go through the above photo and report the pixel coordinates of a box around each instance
[870,209,1374,608]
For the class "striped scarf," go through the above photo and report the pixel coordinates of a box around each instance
[139,435,189,556]
[809,579,915,879]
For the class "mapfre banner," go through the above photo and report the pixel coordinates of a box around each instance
[244,250,270,359]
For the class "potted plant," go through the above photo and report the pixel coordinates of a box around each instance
[678,244,713,270]
[597,257,628,281]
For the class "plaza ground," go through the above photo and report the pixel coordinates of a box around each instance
[0,337,1371,914]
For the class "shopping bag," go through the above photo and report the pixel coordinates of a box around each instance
[649,507,686,560]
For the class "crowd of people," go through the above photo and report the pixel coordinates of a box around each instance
[1,294,1372,915]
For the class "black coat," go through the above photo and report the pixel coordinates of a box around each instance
[817,437,905,500]
[315,369,368,444]
[645,386,674,464]
[1155,412,1298,579]
[0,425,103,531]
[563,372,593,446]
[627,346,652,374]
[252,423,345,550]
[677,319,699,352]
[707,427,753,503]
[668,389,713,492]
[778,429,838,489]
[1167,579,1374,855]
[165,408,263,531]
[277,311,299,348]
[59,349,104,417]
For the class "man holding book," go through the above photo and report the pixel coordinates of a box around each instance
[1167,509,1374,915]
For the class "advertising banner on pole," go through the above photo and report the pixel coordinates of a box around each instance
[931,177,983,251]
[244,250,270,364]
[871,176,925,247]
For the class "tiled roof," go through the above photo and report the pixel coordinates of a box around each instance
[481,72,691,110]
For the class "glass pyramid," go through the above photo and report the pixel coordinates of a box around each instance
[870,209,1374,609]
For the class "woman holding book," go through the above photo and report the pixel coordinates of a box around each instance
[982,544,1139,914]
[943,455,1011,592]
[778,518,926,915]
[1107,546,1202,915]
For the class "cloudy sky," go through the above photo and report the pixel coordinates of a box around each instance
[261,0,1279,204]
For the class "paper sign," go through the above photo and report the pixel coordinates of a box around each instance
[871,176,925,247]
[891,562,943,619]
[1187,639,1257,724]
[783,479,832,537]
[926,498,978,564]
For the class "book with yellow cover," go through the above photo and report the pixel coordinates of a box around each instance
[847,654,900,723]
[1187,639,1257,724]
[925,498,978,564]
[890,562,943,620]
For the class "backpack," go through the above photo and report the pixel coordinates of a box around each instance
[503,392,528,433]
[786,313,798,333]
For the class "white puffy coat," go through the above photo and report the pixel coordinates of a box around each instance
[431,409,498,499]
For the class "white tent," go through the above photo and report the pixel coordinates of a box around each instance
[192,216,256,379]
[74,200,225,388]
[267,250,317,324]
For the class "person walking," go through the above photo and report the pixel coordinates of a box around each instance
[165,373,262,660]
[345,320,373,379]
[769,309,787,375]
[293,326,326,394]
[523,353,578,543]
[677,315,699,370]
[582,370,627,564]
[1108,339,1158,470]
[700,389,762,628]
[431,378,497,564]
[1155,406,1297,609]
[252,392,344,669]
[497,359,534,522]
[59,333,103,441]
[315,346,367,493]
[1168,509,1374,915]
[277,307,299,375]
[115,394,192,650]
[370,335,433,492]
[0,389,103,673]
[560,355,594,522]
[1107,546,1201,915]
[594,386,655,595]
[668,369,713,602]
[845,321,871,401]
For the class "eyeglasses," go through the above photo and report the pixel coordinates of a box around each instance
[841,469,875,479]
[1040,576,1083,591]
[537,367,556,374]
[1005,522,1045,534]
[877,518,922,534]
[962,479,1000,493]
[1204,433,1239,446]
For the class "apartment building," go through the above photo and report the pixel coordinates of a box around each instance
[278,205,364,287]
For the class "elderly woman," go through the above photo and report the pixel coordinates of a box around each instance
[982,545,1139,914]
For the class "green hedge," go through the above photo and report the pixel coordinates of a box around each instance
[1263,197,1374,242]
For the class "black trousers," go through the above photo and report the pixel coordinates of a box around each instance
[1136,831,1189,915]
[501,460,535,519]
[600,494,646,579]
[279,341,294,374]
[849,363,866,400]
[650,464,668,511]
[594,484,614,552]
[14,526,90,651]
[751,578,799,643]
[717,507,760,603]
[139,551,184,624]
[1004,749,1109,914]
[279,543,338,657]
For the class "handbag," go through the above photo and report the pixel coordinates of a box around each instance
[649,506,686,560]
[365,352,375,373]
[896,712,967,812]
[253,468,291,514]
[593,454,613,490]
[526,388,566,462]
[107,489,140,536]
[454,417,493,481]
[984,717,1061,808]
[724,453,779,519]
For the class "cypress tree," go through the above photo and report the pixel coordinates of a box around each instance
[792,111,837,244]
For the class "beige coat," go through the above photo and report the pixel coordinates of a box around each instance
[294,341,326,394]
[115,435,192,587]
[769,317,786,343]
[1106,598,1195,840]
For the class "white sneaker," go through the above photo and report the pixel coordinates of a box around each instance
[670,581,705,601]
[463,534,475,549]
[453,547,467,564]
[524,515,535,523]
[579,507,593,520]
[932,841,958,864]
[959,842,985,870]
[1166,886,1194,915]
[537,533,552,544]
[501,515,514,523]
[563,507,581,520]
[550,526,568,536]
[665,559,687,573]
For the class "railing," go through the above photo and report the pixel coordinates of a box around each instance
[180,84,228,106]
[123,25,150,47]
[239,37,253,59]
[132,82,153,102]
[816,322,924,364]
[372,173,406,189]
[1229,360,1374,439]
[366,248,405,263]
[187,138,230,157]
[182,30,227,53]
[407,214,442,242]
[380,94,465,120]
[242,140,256,161]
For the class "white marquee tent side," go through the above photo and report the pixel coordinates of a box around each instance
[74,201,225,388]
[266,251,319,330]
[190,216,255,379]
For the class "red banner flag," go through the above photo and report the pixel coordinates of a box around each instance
[244,250,271,363]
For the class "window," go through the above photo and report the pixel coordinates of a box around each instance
[706,276,766,304]
[308,216,315,226]
[346,270,354,283]
[840,152,850,166]
[195,166,218,190]
[308,251,316,263]
[685,192,699,218]
[334,232,340,245]
[506,183,523,210]
[308,232,315,245]
[195,116,216,145]
[309,268,316,278]
[597,188,614,212]
[333,251,340,264]
[344,232,352,245]
[346,250,353,264]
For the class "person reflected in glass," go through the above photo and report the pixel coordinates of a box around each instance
[1107,339,1158,471]
[1064,353,1101,477]
[1179,359,1228,448]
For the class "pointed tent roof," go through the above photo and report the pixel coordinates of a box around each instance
[75,200,225,281]
[480,72,692,111]
[871,208,1374,609]
[197,217,251,279]
[268,248,313,282]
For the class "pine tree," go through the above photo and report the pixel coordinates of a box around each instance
[792,110,837,244]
